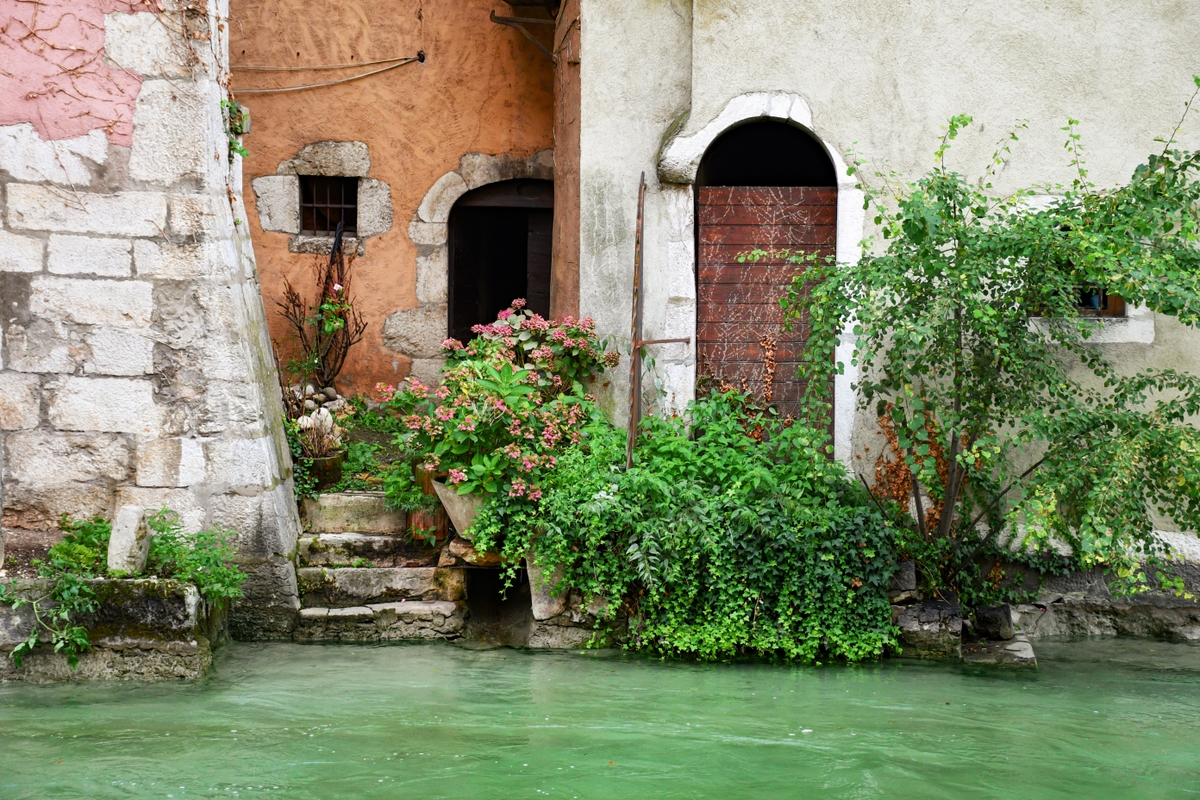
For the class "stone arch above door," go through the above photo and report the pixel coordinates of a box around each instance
[382,150,554,384]
[656,92,863,464]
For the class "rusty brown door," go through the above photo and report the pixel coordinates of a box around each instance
[696,186,836,419]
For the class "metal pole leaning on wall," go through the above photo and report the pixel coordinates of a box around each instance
[625,172,690,470]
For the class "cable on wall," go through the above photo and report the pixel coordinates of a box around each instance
[233,52,424,94]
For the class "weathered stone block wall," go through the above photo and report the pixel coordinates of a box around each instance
[0,0,301,638]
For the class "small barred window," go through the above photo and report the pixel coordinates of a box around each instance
[299,176,358,237]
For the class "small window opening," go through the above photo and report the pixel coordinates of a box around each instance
[300,176,358,236]
[1076,286,1125,318]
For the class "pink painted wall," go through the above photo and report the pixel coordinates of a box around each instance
[0,0,155,144]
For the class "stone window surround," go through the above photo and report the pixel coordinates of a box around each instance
[658,92,864,465]
[1019,194,1155,345]
[381,149,554,386]
[250,140,393,255]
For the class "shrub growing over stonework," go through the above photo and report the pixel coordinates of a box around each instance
[771,98,1200,605]
[0,511,244,669]
[471,391,905,663]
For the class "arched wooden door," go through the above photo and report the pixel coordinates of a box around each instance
[695,121,837,419]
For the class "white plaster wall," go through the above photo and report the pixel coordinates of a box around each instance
[578,0,694,426]
[579,0,1200,459]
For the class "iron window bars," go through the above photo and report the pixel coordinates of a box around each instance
[300,176,359,237]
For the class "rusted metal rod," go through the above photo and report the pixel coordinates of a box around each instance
[626,173,647,470]
[490,11,556,62]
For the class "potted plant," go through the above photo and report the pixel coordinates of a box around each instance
[379,301,619,539]
[272,225,367,497]
[293,407,345,490]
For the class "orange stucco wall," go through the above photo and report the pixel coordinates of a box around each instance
[230,0,553,397]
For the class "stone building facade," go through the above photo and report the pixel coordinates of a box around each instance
[0,0,300,637]
[2,0,1199,638]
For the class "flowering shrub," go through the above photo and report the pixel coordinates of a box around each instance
[381,302,618,499]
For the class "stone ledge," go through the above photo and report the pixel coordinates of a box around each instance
[962,632,1038,668]
[1016,593,1200,640]
[294,600,464,642]
[297,566,465,607]
[0,577,227,682]
[894,601,962,660]
[302,492,406,534]
[298,533,438,568]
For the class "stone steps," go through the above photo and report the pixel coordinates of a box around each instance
[295,493,468,643]
[295,600,464,642]
[297,566,465,608]
[302,491,405,535]
[297,533,437,568]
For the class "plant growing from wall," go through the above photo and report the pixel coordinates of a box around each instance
[220,99,250,159]
[774,91,1200,604]
[0,511,245,670]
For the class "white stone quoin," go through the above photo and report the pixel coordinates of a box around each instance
[107,505,151,574]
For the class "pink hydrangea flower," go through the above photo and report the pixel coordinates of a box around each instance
[447,469,467,484]
[497,309,514,320]
[511,298,527,309]
[442,337,464,351]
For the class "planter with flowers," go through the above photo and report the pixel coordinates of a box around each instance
[289,407,345,490]
[380,300,619,539]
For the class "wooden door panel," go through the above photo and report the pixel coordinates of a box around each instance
[699,186,837,205]
[696,185,836,420]
[699,223,836,246]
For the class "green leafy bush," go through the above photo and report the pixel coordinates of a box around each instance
[768,104,1200,602]
[145,509,246,603]
[472,391,904,663]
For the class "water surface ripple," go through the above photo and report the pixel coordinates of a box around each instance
[1,638,1198,799]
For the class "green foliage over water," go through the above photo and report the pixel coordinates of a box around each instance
[472,392,904,663]
[769,100,1200,602]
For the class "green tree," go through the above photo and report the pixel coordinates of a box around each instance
[778,85,1200,602]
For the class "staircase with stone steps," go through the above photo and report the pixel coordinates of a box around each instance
[294,492,467,643]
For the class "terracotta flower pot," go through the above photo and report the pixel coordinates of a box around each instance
[307,452,344,490]
[409,464,450,544]
[431,479,485,541]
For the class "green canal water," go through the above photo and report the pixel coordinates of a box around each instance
[1,639,1198,799]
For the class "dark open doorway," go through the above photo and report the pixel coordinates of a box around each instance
[448,179,553,342]
[462,566,533,646]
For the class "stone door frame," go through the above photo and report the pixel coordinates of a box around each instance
[658,92,864,465]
